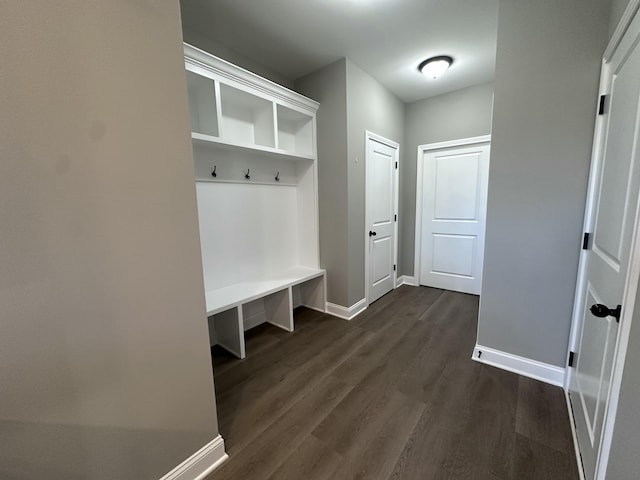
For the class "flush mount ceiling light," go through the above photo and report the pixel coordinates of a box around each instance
[418,56,453,79]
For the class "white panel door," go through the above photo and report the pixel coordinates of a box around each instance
[569,21,640,479]
[420,143,490,294]
[367,136,398,303]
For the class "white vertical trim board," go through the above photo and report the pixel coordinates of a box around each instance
[326,298,367,320]
[159,435,228,480]
[472,345,566,387]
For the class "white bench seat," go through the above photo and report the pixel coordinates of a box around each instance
[205,266,326,359]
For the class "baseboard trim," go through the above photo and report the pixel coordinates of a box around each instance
[326,298,367,320]
[565,390,587,480]
[397,275,417,287]
[472,344,566,387]
[159,435,228,480]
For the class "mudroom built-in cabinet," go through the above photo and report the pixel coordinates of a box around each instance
[184,43,326,359]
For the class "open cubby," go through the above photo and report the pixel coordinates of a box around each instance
[186,71,219,137]
[277,105,314,156]
[219,84,275,148]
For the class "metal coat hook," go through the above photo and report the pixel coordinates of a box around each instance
[211,166,217,178]
[245,169,250,180]
[275,171,280,182]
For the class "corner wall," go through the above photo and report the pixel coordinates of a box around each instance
[0,1,219,478]
[477,0,611,367]
[296,59,404,308]
[345,60,405,306]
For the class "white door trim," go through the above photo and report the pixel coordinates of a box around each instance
[413,135,491,285]
[566,5,640,478]
[365,131,399,306]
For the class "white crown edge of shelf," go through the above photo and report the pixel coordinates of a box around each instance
[184,43,319,115]
[191,132,315,162]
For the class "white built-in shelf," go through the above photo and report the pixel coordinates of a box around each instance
[185,43,323,360]
[184,43,318,177]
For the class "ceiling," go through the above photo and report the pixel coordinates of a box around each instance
[180,0,499,103]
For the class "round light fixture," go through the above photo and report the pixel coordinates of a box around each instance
[418,56,453,79]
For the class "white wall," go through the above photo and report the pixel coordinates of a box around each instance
[0,1,219,478]
[477,0,611,367]
[400,82,495,276]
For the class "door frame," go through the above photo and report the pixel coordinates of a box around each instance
[566,3,640,478]
[364,131,400,307]
[413,135,491,286]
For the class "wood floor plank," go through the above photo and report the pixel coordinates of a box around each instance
[219,324,374,454]
[512,433,579,480]
[212,375,353,480]
[207,286,579,480]
[213,312,348,396]
[267,434,343,480]
[515,376,574,454]
[328,389,426,480]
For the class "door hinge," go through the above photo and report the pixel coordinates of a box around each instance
[395,161,398,169]
[582,232,591,250]
[394,214,397,222]
[568,351,576,367]
[598,95,608,115]
[393,264,396,271]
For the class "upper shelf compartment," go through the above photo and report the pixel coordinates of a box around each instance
[184,43,318,163]
[186,70,219,137]
[220,83,275,149]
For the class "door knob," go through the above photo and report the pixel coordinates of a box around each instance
[590,303,621,322]
[369,231,377,237]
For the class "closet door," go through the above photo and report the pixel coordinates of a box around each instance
[419,142,490,295]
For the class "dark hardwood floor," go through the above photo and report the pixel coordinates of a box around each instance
[207,286,578,480]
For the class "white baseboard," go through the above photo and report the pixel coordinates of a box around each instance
[565,390,586,480]
[159,435,228,480]
[326,298,367,320]
[472,344,566,387]
[396,275,417,287]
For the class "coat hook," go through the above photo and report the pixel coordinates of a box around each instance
[275,171,280,182]
[211,165,217,178]
[245,168,250,180]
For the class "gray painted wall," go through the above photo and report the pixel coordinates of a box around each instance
[400,82,495,276]
[295,60,350,306]
[0,1,219,478]
[609,0,632,36]
[296,59,404,307]
[346,60,405,306]
[180,18,294,89]
[477,0,611,367]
